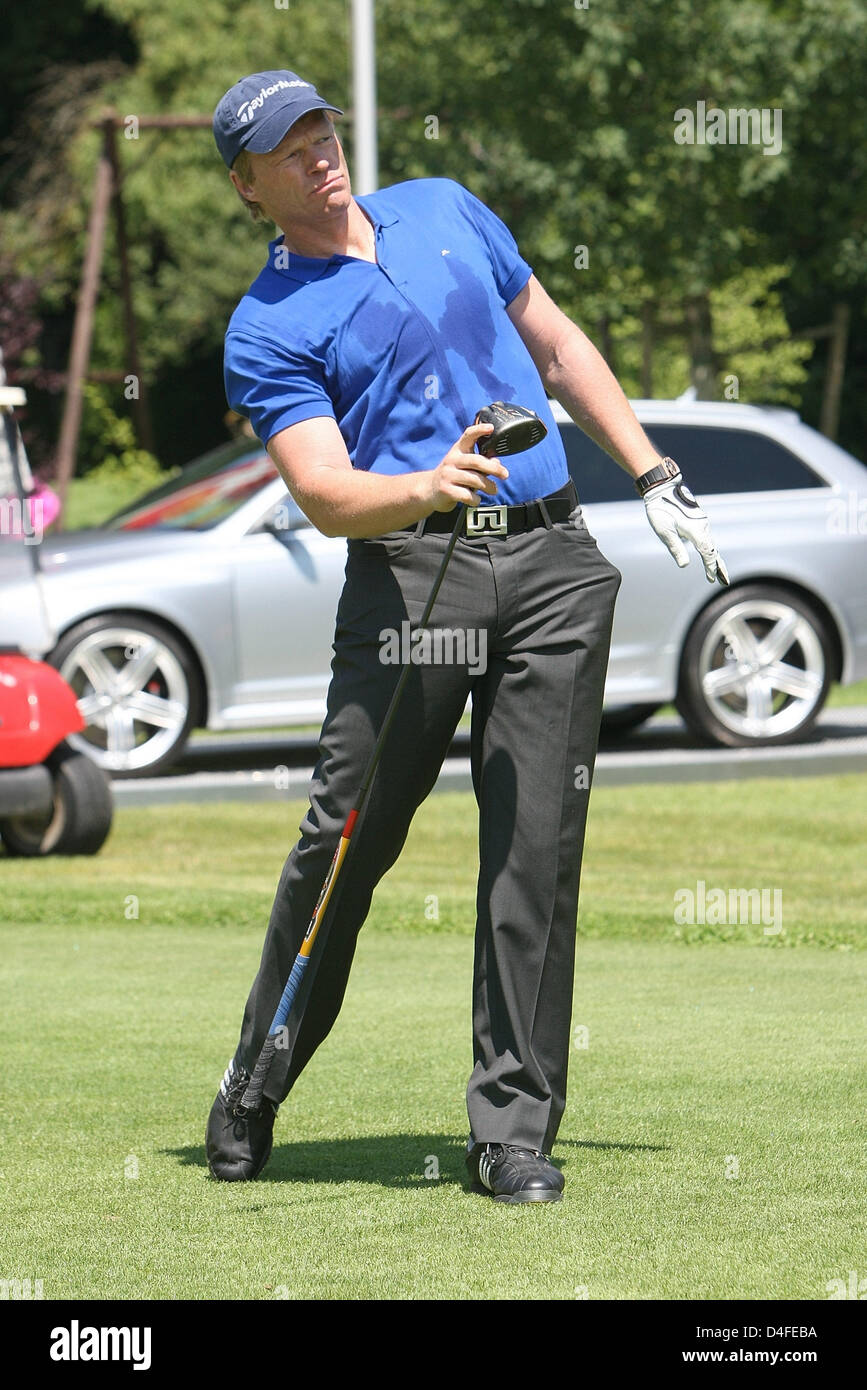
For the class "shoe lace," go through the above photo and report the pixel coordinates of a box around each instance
[220,1060,278,1125]
[219,1061,251,1121]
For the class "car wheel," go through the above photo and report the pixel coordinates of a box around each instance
[600,703,660,736]
[0,745,113,856]
[676,584,833,747]
[49,612,200,777]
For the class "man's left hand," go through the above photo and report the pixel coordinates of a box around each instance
[643,476,730,586]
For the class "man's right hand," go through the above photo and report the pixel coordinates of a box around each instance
[426,423,510,513]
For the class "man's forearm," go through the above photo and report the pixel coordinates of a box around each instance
[281,459,434,539]
[545,323,662,480]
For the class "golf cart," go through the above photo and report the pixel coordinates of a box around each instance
[0,379,113,855]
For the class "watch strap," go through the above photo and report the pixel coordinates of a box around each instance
[635,456,681,497]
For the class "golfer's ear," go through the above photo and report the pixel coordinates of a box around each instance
[229,169,254,200]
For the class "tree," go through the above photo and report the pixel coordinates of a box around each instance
[1,0,863,474]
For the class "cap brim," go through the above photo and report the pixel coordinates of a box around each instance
[242,98,344,155]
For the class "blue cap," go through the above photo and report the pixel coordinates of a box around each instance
[213,70,343,168]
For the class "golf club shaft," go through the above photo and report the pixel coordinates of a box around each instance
[238,502,468,1113]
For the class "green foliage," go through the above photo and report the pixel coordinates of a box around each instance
[1,0,865,464]
[77,382,163,479]
[711,266,814,404]
[87,0,351,368]
[61,383,178,528]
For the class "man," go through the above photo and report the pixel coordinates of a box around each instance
[206,70,728,1203]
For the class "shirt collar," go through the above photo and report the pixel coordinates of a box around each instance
[267,194,399,282]
[355,192,399,229]
[267,237,335,282]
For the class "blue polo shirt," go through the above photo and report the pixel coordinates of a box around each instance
[224,178,569,506]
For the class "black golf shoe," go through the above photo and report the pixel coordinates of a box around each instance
[206,1058,279,1181]
[466,1142,565,1203]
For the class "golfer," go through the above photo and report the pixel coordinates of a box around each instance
[206,70,727,1202]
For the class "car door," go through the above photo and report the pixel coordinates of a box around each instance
[558,420,693,706]
[0,392,56,656]
[228,491,348,725]
[557,414,838,711]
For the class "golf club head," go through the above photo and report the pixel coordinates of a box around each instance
[475,401,548,457]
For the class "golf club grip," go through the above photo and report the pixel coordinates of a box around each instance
[239,1034,278,1115]
[239,951,312,1112]
[269,951,311,1031]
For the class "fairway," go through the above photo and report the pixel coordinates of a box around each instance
[1,777,865,1301]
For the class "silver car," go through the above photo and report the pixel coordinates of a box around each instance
[24,400,867,776]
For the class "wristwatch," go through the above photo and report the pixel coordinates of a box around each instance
[634,457,681,497]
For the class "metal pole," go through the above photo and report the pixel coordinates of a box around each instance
[351,0,378,193]
[54,116,115,523]
[105,121,155,455]
[820,302,850,443]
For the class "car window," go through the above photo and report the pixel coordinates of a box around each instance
[642,426,826,494]
[558,426,638,503]
[558,422,826,503]
[104,443,278,532]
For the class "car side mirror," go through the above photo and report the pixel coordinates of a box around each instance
[258,495,309,537]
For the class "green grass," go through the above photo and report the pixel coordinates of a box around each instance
[62,476,138,531]
[827,678,867,708]
[63,470,170,531]
[191,681,867,747]
[62,457,180,531]
[3,778,860,947]
[1,777,865,1299]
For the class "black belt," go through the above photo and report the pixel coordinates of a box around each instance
[406,479,578,537]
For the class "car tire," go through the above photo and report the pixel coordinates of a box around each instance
[676,584,834,747]
[49,612,201,778]
[600,703,660,737]
[0,745,113,856]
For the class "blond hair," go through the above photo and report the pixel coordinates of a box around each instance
[232,148,266,223]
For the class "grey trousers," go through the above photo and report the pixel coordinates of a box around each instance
[236,506,621,1154]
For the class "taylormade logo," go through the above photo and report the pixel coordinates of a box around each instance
[50,1320,151,1371]
[237,80,310,124]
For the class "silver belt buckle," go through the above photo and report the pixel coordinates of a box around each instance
[466,504,508,537]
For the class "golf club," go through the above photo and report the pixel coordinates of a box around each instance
[236,401,548,1116]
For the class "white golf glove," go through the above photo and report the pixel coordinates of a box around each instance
[644,474,729,586]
